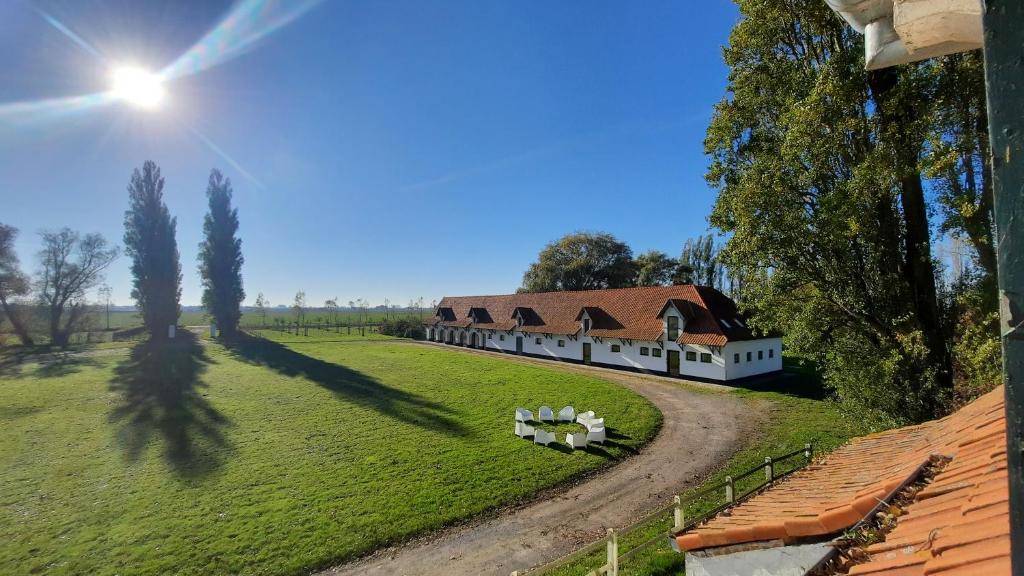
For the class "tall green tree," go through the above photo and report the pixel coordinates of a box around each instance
[198,169,245,337]
[520,232,637,292]
[675,234,720,287]
[124,161,182,339]
[0,223,34,345]
[635,250,678,286]
[706,0,953,423]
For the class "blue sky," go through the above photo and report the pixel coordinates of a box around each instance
[0,0,740,308]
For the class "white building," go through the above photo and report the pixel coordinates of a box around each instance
[424,285,782,383]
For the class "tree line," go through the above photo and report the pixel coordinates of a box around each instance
[707,1,997,424]
[0,160,245,345]
[519,231,737,294]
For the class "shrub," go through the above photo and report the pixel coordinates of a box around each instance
[378,318,424,339]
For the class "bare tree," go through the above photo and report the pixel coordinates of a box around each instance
[36,229,118,346]
[254,292,269,327]
[97,284,113,330]
[293,291,306,325]
[0,223,34,345]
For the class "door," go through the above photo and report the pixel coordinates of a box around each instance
[471,332,478,348]
[516,336,523,355]
[583,342,592,365]
[667,350,680,377]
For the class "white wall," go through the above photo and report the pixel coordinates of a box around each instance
[586,337,666,372]
[723,338,783,379]
[669,342,728,381]
[520,332,583,360]
[431,326,778,383]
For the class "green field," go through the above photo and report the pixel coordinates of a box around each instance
[90,308,428,330]
[0,331,660,576]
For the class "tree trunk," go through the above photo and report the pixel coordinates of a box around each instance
[0,295,34,346]
[868,68,953,394]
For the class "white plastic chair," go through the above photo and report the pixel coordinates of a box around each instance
[566,432,588,450]
[534,429,556,446]
[515,421,536,438]
[515,408,534,422]
[586,425,607,444]
[538,406,554,422]
[557,406,576,422]
[583,417,605,431]
[576,410,595,425]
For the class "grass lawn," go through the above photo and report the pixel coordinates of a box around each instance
[0,331,659,576]
[542,356,873,576]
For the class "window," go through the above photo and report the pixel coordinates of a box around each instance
[758,350,764,360]
[517,317,523,327]
[700,353,712,363]
[734,318,745,327]
[640,347,649,356]
[611,344,621,353]
[667,316,680,340]
[734,353,740,364]
[652,348,662,357]
[499,334,505,341]
[746,351,752,362]
[583,318,591,332]
[535,337,542,345]
[769,348,774,358]
[557,340,565,348]
[685,351,697,361]
[720,319,732,329]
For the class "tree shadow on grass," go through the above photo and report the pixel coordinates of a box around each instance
[223,333,468,436]
[0,347,100,379]
[727,358,831,401]
[108,332,232,479]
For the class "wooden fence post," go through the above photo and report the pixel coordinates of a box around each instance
[673,495,684,531]
[764,456,774,482]
[725,476,735,504]
[606,528,618,576]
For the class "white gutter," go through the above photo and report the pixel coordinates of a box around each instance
[824,0,983,70]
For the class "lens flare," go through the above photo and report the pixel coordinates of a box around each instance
[160,0,323,80]
[110,67,165,109]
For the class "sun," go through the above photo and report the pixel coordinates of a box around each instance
[110,66,165,109]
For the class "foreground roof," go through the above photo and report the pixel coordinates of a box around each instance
[673,386,1009,575]
[425,285,761,345]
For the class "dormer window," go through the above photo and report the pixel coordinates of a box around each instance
[583,318,591,332]
[667,316,680,340]
[516,315,523,327]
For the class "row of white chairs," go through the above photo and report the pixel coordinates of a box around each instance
[514,406,607,449]
[515,405,576,424]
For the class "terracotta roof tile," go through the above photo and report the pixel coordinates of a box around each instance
[427,285,763,343]
[672,386,1010,576]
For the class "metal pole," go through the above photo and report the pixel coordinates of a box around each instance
[981,1,1024,571]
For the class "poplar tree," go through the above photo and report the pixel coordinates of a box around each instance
[124,161,182,339]
[198,169,245,337]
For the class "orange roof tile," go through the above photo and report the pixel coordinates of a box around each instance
[426,285,763,343]
[673,387,1010,576]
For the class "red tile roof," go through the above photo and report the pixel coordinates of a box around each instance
[673,387,1010,575]
[427,285,761,344]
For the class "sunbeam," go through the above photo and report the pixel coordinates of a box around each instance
[187,125,266,190]
[36,9,107,62]
[0,92,115,125]
[160,0,323,81]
